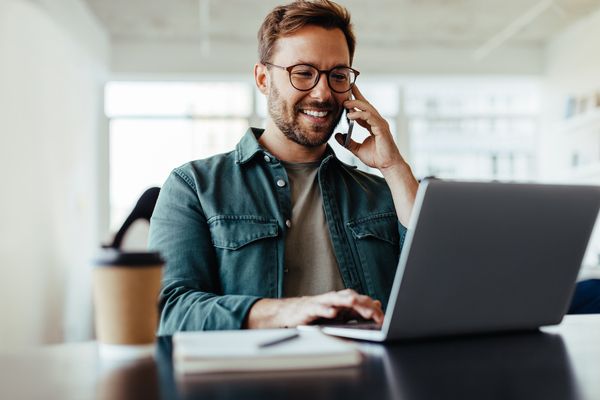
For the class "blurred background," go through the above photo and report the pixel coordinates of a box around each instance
[1,0,599,349]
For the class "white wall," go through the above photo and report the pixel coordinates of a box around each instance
[541,8,600,274]
[0,0,108,349]
[541,8,600,182]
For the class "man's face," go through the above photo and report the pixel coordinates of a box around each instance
[266,26,351,148]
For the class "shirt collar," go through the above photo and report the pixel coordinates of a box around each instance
[235,127,340,167]
[235,127,266,164]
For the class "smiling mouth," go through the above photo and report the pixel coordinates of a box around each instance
[300,109,330,118]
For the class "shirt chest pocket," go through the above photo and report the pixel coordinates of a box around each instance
[347,213,402,309]
[208,216,280,296]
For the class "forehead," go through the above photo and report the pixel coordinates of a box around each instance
[272,25,350,68]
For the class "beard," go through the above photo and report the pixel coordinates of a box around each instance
[267,84,343,148]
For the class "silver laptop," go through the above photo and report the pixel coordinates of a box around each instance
[322,179,600,342]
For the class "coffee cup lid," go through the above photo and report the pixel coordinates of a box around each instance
[95,249,164,267]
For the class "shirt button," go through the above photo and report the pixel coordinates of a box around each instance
[276,179,286,187]
[263,155,271,163]
[285,219,291,228]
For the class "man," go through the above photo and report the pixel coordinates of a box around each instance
[149,0,418,333]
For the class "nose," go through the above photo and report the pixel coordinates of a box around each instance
[309,72,333,101]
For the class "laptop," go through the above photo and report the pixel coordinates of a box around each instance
[321,179,600,342]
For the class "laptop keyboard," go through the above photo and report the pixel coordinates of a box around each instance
[318,320,382,330]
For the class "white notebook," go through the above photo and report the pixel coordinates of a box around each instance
[173,329,362,374]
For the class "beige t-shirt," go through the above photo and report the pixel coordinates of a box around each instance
[282,160,345,297]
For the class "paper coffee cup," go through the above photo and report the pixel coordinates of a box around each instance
[93,250,164,351]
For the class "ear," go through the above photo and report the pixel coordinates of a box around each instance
[254,63,269,95]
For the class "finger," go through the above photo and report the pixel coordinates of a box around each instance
[333,306,362,320]
[353,293,381,309]
[346,110,369,121]
[316,289,359,307]
[337,289,375,304]
[320,291,384,324]
[346,111,372,132]
[308,303,338,321]
[345,87,382,118]
[351,84,367,103]
[347,111,385,126]
[343,294,385,323]
[333,304,383,325]
[331,300,382,324]
[334,290,384,323]
[343,98,374,114]
[352,301,384,323]
[347,109,381,123]
[334,132,361,153]
[353,118,371,130]
[324,290,377,310]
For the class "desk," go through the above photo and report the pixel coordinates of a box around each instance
[1,315,599,400]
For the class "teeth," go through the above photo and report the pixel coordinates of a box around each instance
[302,109,328,118]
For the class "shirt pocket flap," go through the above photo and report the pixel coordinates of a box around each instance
[209,216,279,250]
[347,214,399,245]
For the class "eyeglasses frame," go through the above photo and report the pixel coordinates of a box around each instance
[263,62,360,94]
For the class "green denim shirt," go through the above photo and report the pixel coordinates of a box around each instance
[149,128,407,334]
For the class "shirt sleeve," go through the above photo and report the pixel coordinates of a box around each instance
[148,167,262,334]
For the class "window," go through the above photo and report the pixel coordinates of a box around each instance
[105,78,541,231]
[404,78,540,181]
[105,81,253,230]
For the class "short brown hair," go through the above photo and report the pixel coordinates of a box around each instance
[257,0,356,65]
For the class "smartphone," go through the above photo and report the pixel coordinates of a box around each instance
[344,95,354,148]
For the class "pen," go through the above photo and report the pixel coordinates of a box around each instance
[257,332,300,348]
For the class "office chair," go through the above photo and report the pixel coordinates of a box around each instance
[108,187,161,250]
[568,279,600,314]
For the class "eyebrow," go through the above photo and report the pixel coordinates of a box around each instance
[294,60,350,69]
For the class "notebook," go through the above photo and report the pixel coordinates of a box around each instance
[172,329,362,374]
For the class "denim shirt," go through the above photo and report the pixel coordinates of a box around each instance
[149,128,407,334]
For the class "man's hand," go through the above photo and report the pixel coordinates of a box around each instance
[245,289,384,329]
[335,84,419,226]
[335,84,405,172]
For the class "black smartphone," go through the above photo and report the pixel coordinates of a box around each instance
[344,95,354,148]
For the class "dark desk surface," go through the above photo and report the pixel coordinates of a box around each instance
[1,315,599,400]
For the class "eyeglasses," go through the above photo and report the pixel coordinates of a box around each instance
[263,62,360,93]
